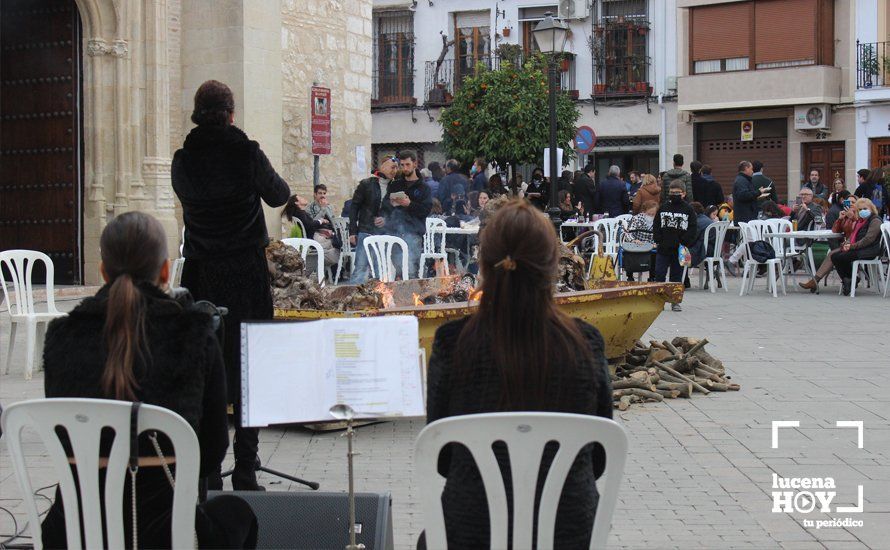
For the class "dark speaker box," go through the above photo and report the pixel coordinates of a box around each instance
[208,490,394,550]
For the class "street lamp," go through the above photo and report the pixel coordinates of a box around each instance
[533,12,569,229]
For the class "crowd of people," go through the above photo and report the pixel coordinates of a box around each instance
[28,79,889,549]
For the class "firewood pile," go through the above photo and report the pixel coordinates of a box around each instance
[612,337,739,411]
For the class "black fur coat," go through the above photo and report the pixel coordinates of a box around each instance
[42,283,229,476]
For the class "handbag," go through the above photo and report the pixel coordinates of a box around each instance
[749,240,776,263]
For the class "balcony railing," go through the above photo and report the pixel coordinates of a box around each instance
[372,68,416,107]
[424,54,578,106]
[856,40,889,90]
[591,19,652,98]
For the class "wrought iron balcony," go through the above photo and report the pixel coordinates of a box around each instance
[371,68,416,108]
[591,18,652,99]
[856,40,889,90]
[423,54,578,106]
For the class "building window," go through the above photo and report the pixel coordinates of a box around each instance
[373,10,415,106]
[454,11,491,83]
[690,0,834,75]
[592,0,651,97]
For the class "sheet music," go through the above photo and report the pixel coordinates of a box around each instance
[241,316,423,426]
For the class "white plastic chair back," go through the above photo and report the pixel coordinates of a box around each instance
[364,235,409,282]
[0,250,61,318]
[424,218,447,254]
[592,219,621,256]
[703,220,731,260]
[882,222,890,298]
[333,217,352,255]
[614,213,632,226]
[169,258,185,289]
[281,238,325,284]
[415,412,628,550]
[179,226,185,257]
[1,398,199,550]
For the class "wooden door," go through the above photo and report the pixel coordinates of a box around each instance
[0,0,83,284]
[803,141,845,190]
[870,138,890,168]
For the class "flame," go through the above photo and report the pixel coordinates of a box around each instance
[468,287,483,302]
[373,281,395,309]
[412,293,423,307]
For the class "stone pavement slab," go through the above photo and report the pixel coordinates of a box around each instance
[1,283,888,549]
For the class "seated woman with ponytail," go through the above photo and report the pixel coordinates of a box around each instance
[422,200,613,549]
[40,211,258,549]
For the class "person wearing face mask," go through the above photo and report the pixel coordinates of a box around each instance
[809,198,883,295]
[526,168,548,211]
[470,157,488,192]
[653,182,697,311]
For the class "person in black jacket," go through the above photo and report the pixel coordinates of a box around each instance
[732,161,759,224]
[653,181,697,311]
[696,164,725,208]
[422,200,612,549]
[348,157,399,283]
[573,163,598,215]
[525,167,549,210]
[40,212,257,549]
[383,150,433,279]
[752,160,778,207]
[596,165,631,217]
[438,159,470,209]
[172,80,291,491]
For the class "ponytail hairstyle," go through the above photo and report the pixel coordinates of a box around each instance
[99,212,169,400]
[456,200,593,409]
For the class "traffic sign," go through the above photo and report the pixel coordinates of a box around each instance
[575,126,596,154]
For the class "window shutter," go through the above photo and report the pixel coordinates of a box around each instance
[455,10,491,29]
[755,0,818,65]
[690,2,753,62]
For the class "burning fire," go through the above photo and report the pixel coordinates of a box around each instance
[468,288,483,302]
[373,281,395,309]
[412,293,423,307]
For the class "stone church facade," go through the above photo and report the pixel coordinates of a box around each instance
[0,0,372,284]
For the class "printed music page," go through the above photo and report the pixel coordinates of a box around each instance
[241,316,423,426]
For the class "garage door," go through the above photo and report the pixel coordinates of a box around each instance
[698,137,788,203]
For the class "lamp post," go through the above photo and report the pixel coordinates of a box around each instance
[533,12,569,229]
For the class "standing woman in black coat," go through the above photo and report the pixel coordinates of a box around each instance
[423,200,613,548]
[172,80,291,490]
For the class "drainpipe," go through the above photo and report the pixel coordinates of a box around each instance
[658,93,667,172]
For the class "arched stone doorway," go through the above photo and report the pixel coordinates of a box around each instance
[0,0,84,283]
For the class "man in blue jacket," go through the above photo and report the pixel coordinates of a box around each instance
[384,150,433,279]
[596,165,631,217]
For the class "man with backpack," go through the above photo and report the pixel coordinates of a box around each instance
[662,153,694,202]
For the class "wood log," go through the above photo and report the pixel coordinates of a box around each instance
[612,378,655,391]
[662,340,682,354]
[728,383,741,391]
[653,361,711,395]
[694,368,724,383]
[658,372,688,384]
[649,340,667,350]
[657,381,692,398]
[646,348,673,365]
[654,389,681,399]
[613,388,664,402]
[616,395,634,411]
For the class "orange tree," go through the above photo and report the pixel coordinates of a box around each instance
[439,55,580,169]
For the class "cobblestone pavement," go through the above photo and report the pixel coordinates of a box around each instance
[1,281,888,549]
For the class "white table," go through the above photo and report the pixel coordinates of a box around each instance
[440,226,479,236]
[763,230,842,279]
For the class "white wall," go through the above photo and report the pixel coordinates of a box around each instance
[854,0,890,168]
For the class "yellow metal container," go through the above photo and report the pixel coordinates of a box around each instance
[274,280,682,359]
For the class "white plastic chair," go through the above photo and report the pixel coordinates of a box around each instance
[415,412,628,550]
[332,217,354,284]
[1,250,67,379]
[614,213,632,225]
[593,218,621,259]
[1,398,199,550]
[363,235,410,282]
[419,218,450,278]
[883,222,890,299]
[849,221,889,298]
[281,238,325,284]
[738,221,786,298]
[582,234,602,280]
[693,221,731,293]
